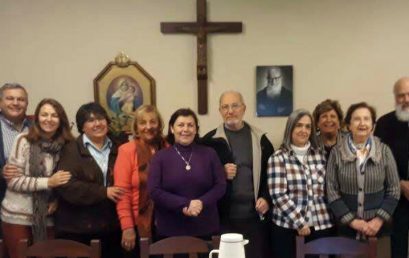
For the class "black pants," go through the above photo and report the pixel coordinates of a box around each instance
[391,199,409,258]
[221,218,271,258]
[271,223,335,258]
[56,230,122,258]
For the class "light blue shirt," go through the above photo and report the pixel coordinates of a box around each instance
[0,114,30,160]
[82,134,112,186]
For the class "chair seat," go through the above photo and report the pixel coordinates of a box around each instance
[140,236,220,258]
[296,236,377,258]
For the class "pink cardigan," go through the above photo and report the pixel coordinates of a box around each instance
[114,141,140,231]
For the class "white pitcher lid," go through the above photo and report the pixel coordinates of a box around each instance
[220,233,244,243]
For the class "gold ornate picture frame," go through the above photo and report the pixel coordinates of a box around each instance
[94,53,156,134]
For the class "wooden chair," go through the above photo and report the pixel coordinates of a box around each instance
[296,236,377,258]
[0,239,3,258]
[17,239,100,258]
[140,236,220,258]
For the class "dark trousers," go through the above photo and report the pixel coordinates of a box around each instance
[391,199,409,258]
[56,230,122,258]
[271,223,335,258]
[221,218,271,258]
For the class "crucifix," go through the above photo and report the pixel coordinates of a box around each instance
[161,0,243,114]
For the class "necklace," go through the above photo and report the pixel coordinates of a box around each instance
[174,146,193,171]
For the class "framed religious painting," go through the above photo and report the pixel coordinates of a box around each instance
[94,53,156,136]
[256,65,293,117]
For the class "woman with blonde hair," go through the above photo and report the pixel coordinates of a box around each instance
[114,105,167,256]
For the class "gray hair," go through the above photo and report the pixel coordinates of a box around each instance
[219,90,245,106]
[281,108,318,150]
[0,83,28,100]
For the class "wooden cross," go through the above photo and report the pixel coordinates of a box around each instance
[161,0,243,114]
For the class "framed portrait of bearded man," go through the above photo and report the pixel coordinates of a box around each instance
[256,65,293,117]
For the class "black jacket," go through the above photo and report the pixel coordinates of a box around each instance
[374,111,409,181]
[201,123,274,223]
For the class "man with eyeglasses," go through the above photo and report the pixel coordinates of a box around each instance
[202,90,274,258]
[256,66,293,116]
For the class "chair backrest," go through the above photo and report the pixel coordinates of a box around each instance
[296,236,377,258]
[0,239,3,258]
[140,236,220,258]
[17,239,101,258]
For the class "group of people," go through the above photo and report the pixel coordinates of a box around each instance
[0,77,408,258]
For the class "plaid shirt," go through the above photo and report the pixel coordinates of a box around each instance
[268,146,333,230]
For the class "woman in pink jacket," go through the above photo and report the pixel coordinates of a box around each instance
[114,105,167,256]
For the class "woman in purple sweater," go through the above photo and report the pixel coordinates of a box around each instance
[148,108,226,239]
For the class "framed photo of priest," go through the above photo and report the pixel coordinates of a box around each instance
[256,65,293,117]
[94,53,156,134]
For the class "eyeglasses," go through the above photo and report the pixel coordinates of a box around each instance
[220,103,243,112]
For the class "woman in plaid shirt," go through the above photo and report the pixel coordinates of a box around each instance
[268,109,334,258]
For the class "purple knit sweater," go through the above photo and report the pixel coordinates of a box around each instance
[148,143,226,237]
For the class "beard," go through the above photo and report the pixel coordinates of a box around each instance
[266,82,282,99]
[395,104,409,122]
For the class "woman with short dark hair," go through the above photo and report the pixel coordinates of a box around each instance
[312,99,344,161]
[148,108,226,239]
[326,102,400,239]
[54,102,123,258]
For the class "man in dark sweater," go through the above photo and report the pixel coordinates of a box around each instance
[374,77,409,258]
[202,91,274,258]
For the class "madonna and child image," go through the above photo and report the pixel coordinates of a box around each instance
[107,75,143,115]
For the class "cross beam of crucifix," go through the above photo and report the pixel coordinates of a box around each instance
[161,0,243,114]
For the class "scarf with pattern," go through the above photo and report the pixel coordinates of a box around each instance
[29,139,63,242]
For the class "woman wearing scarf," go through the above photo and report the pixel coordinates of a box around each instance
[114,105,167,256]
[326,102,400,240]
[1,98,73,258]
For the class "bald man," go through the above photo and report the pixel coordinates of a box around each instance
[374,77,409,258]
[202,91,274,258]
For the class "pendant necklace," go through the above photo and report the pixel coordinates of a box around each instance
[174,146,193,171]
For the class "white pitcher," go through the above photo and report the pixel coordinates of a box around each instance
[209,233,249,258]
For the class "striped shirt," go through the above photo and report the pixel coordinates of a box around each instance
[268,145,333,230]
[0,114,30,160]
[82,134,112,186]
[326,135,400,225]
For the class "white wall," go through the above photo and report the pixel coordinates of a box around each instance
[0,0,407,147]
